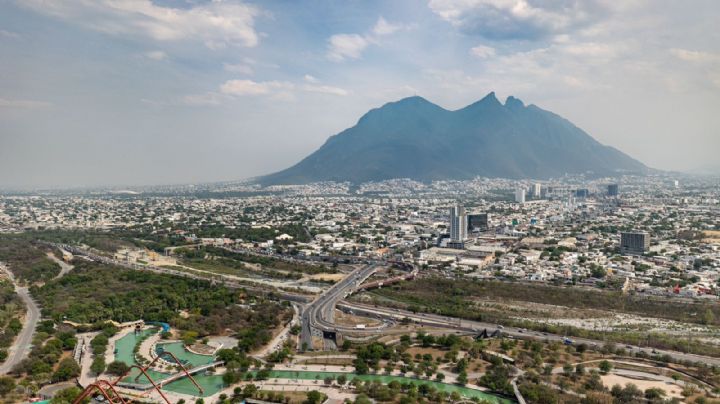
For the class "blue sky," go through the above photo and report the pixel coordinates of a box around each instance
[1,0,719,188]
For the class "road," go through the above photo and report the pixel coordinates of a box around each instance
[254,303,299,359]
[339,301,720,367]
[47,250,74,278]
[48,243,311,304]
[36,243,720,368]
[0,264,41,374]
[300,264,378,350]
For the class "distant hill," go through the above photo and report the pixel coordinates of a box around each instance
[260,92,647,184]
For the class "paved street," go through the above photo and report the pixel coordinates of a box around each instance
[341,301,720,367]
[300,264,377,350]
[0,264,41,374]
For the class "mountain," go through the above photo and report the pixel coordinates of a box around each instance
[260,92,647,184]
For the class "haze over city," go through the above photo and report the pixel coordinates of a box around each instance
[3,2,720,404]
[1,0,720,189]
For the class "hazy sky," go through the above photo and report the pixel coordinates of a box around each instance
[1,0,719,188]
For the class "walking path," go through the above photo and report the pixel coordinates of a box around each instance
[254,304,299,359]
[0,250,75,374]
[48,251,74,278]
[0,263,41,374]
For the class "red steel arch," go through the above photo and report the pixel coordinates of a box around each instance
[72,382,119,404]
[112,364,172,404]
[146,350,205,394]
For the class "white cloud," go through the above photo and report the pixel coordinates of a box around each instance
[181,93,224,106]
[669,48,720,90]
[224,63,254,75]
[327,16,408,62]
[303,75,350,95]
[302,85,349,96]
[428,0,618,40]
[0,98,51,109]
[0,30,20,39]
[670,48,720,64]
[144,50,167,61]
[470,44,496,58]
[372,16,403,36]
[217,77,348,101]
[563,43,618,58]
[18,0,260,49]
[220,79,294,96]
[327,34,369,61]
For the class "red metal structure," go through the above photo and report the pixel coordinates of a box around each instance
[138,350,204,395]
[71,382,121,404]
[95,380,128,404]
[73,351,205,404]
[113,364,172,404]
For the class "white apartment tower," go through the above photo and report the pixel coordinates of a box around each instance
[515,188,526,203]
[449,205,468,242]
[532,183,542,198]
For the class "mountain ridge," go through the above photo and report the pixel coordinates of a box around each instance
[260,93,647,184]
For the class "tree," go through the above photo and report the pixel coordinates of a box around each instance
[354,358,369,375]
[702,309,715,325]
[519,382,559,404]
[598,360,612,374]
[457,371,468,386]
[106,361,130,376]
[305,390,323,404]
[585,372,604,391]
[644,387,666,401]
[52,358,80,382]
[242,383,258,398]
[354,394,372,404]
[51,387,88,404]
[611,383,642,403]
[0,376,16,396]
[576,364,585,376]
[337,374,347,386]
[90,355,106,375]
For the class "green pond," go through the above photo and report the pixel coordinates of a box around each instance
[114,329,513,402]
[115,329,226,397]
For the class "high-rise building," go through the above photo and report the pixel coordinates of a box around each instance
[620,232,650,255]
[575,188,589,198]
[608,184,619,197]
[532,183,542,198]
[468,213,489,231]
[449,205,467,242]
[514,188,526,203]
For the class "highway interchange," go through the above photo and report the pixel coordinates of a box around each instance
[298,263,720,367]
[48,244,720,368]
[300,264,379,350]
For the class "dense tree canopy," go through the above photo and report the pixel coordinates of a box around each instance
[31,260,291,340]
